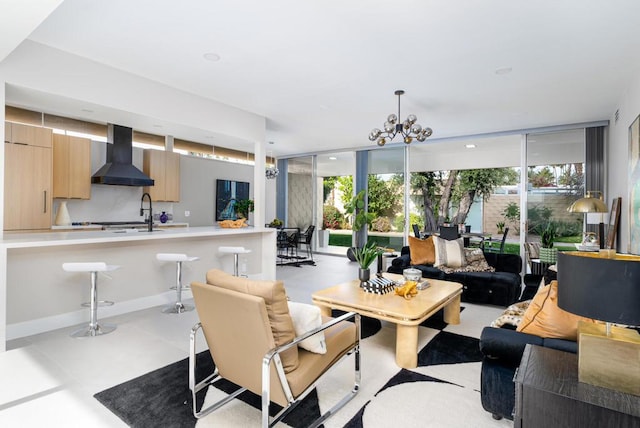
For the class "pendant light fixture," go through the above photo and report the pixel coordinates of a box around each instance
[368,90,433,146]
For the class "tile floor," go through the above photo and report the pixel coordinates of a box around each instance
[0,253,360,427]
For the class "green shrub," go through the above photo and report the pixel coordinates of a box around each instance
[394,213,423,232]
[527,205,553,233]
[371,216,392,232]
[553,220,582,238]
[323,205,344,229]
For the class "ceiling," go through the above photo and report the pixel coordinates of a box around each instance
[3,0,640,157]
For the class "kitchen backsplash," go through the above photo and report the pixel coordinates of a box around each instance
[54,184,174,224]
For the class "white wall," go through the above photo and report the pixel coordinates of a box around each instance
[608,72,640,254]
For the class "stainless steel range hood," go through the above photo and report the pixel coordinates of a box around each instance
[91,124,154,186]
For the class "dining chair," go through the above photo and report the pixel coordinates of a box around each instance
[484,228,509,254]
[189,270,361,427]
[438,225,460,240]
[412,224,422,238]
[297,225,316,260]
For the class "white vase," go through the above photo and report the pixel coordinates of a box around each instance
[54,201,72,226]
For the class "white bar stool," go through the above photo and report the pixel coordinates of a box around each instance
[218,246,251,276]
[62,262,120,338]
[157,253,199,314]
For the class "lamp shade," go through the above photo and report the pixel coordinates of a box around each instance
[567,192,608,213]
[557,252,640,326]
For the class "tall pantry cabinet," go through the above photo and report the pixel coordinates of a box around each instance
[4,122,53,230]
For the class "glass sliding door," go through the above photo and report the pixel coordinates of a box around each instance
[525,130,585,272]
[367,147,405,250]
[316,151,355,254]
[409,135,521,247]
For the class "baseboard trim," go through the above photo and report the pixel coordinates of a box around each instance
[6,289,193,340]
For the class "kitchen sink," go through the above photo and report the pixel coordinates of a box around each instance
[111,229,164,233]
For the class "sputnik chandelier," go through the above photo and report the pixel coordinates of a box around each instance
[265,150,279,179]
[368,90,433,146]
[265,165,279,179]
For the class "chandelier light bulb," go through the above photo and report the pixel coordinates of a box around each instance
[368,90,432,147]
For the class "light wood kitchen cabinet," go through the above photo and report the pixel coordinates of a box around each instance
[4,142,53,230]
[53,134,91,199]
[4,121,52,148]
[143,149,180,202]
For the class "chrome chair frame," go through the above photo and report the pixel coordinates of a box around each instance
[189,311,361,428]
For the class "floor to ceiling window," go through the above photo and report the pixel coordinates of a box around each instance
[279,124,599,266]
[524,130,585,269]
[367,147,405,250]
[315,151,355,252]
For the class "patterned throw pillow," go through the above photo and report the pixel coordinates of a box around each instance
[433,236,466,268]
[438,247,495,274]
[491,300,530,328]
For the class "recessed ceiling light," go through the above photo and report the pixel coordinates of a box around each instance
[465,144,476,149]
[329,156,337,160]
[203,52,221,62]
[495,67,512,75]
[153,124,163,128]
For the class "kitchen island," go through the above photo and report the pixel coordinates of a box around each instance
[0,226,276,351]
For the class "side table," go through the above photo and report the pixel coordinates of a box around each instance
[514,344,640,428]
[529,258,552,276]
[377,251,399,273]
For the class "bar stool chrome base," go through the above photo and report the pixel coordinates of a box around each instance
[157,253,198,314]
[162,301,194,314]
[71,322,117,338]
[218,246,252,276]
[62,262,120,339]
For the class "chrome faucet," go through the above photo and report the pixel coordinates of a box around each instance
[140,192,153,232]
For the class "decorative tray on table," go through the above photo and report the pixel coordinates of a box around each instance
[361,276,397,294]
[218,219,248,228]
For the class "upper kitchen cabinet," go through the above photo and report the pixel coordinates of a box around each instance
[5,121,53,148]
[53,134,91,199]
[4,142,53,230]
[143,149,180,202]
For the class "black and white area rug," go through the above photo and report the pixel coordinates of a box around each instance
[95,304,511,427]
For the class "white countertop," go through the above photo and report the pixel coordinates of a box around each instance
[1,226,275,249]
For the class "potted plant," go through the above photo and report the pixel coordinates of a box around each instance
[235,199,254,220]
[344,190,375,252]
[539,223,558,263]
[268,218,283,228]
[352,240,383,286]
[496,221,505,235]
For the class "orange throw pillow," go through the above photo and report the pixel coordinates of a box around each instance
[517,280,595,341]
[408,235,435,265]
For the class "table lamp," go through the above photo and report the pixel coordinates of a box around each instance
[557,251,640,395]
[567,191,608,249]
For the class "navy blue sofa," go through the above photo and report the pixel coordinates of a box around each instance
[387,246,522,307]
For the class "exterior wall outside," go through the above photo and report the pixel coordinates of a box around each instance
[482,193,580,236]
[288,172,313,229]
